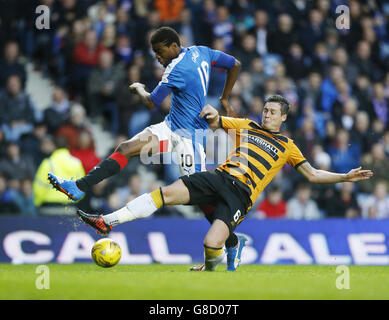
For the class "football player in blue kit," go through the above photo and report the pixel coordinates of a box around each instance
[48,26,246,271]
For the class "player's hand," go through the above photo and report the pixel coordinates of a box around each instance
[199,105,220,129]
[128,82,145,94]
[344,167,373,182]
[199,104,218,120]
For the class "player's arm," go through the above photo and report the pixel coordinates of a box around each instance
[200,104,252,132]
[220,58,241,117]
[210,51,241,117]
[128,82,157,110]
[297,161,373,184]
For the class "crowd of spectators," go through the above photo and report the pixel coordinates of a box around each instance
[0,0,389,219]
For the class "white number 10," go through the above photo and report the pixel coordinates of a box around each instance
[197,61,209,96]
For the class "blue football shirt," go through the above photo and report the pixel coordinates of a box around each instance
[150,46,235,140]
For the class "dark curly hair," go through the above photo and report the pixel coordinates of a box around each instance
[150,26,181,47]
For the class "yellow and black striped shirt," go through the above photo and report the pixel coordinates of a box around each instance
[216,116,307,209]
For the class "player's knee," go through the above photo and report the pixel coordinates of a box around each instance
[160,184,178,204]
[161,180,190,205]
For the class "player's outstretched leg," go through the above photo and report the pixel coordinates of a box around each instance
[48,131,159,201]
[226,233,247,271]
[77,209,113,235]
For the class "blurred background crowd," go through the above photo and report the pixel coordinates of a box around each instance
[0,0,389,219]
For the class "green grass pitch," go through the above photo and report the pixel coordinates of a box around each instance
[1,263,388,300]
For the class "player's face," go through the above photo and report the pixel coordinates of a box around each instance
[152,42,178,67]
[261,102,287,132]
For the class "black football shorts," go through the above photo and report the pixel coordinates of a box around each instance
[180,170,251,234]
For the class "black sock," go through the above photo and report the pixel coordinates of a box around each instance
[225,233,238,248]
[76,158,122,192]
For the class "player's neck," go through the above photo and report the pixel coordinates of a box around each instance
[261,125,281,134]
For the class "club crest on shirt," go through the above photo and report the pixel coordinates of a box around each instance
[191,50,199,63]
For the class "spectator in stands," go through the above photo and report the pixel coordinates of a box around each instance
[70,131,101,174]
[299,71,323,111]
[233,33,260,71]
[154,0,185,25]
[116,172,145,207]
[33,136,85,212]
[13,178,36,215]
[320,65,344,113]
[114,33,133,64]
[330,46,359,86]
[249,57,267,92]
[337,98,358,131]
[327,182,360,218]
[299,9,325,57]
[364,181,389,219]
[115,65,144,134]
[247,96,263,124]
[57,0,87,29]
[239,71,254,108]
[249,9,269,57]
[212,5,234,52]
[327,128,361,174]
[294,117,322,162]
[330,79,356,123]
[19,121,48,169]
[71,29,106,99]
[358,143,389,194]
[255,186,287,219]
[310,145,335,216]
[370,82,388,127]
[87,49,123,133]
[383,131,389,158]
[353,74,372,112]
[56,103,95,150]
[177,8,196,47]
[115,8,136,42]
[311,42,331,77]
[287,182,320,219]
[0,40,27,89]
[0,74,37,141]
[352,40,380,81]
[284,43,307,82]
[268,13,299,59]
[100,23,117,50]
[351,111,374,154]
[43,87,71,134]
[38,134,56,167]
[0,142,35,181]
[0,174,19,214]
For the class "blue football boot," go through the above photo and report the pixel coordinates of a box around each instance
[48,173,85,202]
[226,234,247,271]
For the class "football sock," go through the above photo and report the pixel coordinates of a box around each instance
[103,188,164,226]
[76,152,128,192]
[204,245,225,271]
[225,233,238,248]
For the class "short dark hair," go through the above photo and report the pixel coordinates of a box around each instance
[265,94,290,115]
[150,27,181,47]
